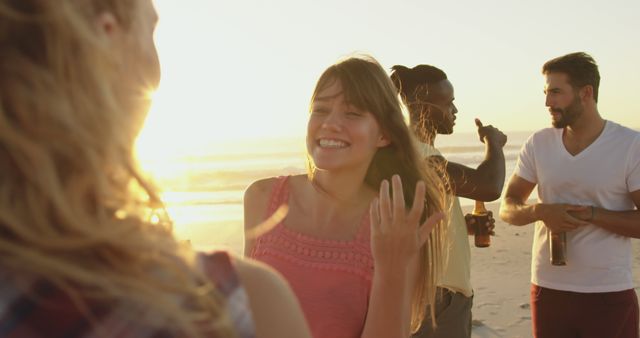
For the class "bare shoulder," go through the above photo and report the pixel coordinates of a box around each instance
[285,173,308,193]
[243,177,280,231]
[234,257,311,338]
[244,174,306,202]
[244,174,307,230]
[244,177,279,201]
[244,175,307,205]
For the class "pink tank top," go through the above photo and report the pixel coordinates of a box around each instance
[250,176,373,338]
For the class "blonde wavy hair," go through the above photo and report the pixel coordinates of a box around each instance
[307,55,450,333]
[0,1,235,336]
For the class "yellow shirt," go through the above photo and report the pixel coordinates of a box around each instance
[418,142,473,297]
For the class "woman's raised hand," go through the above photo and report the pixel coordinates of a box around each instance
[369,175,444,272]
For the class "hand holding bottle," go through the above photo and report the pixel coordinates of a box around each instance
[464,210,496,236]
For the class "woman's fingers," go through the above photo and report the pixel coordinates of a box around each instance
[391,175,406,226]
[369,197,381,232]
[377,176,438,243]
[418,212,444,245]
[379,179,392,231]
[408,180,426,224]
[373,176,444,254]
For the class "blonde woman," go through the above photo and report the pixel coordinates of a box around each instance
[245,55,448,337]
[0,1,309,337]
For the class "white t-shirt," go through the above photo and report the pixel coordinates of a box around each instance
[515,120,640,292]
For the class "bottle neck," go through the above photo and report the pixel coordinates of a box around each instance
[473,200,488,215]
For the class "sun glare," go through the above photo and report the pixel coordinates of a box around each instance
[135,91,187,180]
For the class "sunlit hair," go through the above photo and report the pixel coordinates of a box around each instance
[542,51,600,102]
[0,1,234,337]
[390,64,449,139]
[307,55,449,332]
[390,65,447,104]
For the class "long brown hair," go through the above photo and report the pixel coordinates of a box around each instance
[308,55,449,332]
[0,1,234,336]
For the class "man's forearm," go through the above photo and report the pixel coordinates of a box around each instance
[500,197,539,226]
[584,208,640,238]
[475,140,506,198]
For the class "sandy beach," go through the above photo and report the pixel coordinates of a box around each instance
[466,201,640,338]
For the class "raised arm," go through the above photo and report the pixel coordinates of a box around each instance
[362,176,443,338]
[442,120,507,201]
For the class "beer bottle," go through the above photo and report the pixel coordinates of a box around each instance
[472,201,491,248]
[550,231,567,266]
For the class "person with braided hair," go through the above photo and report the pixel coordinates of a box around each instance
[390,64,507,338]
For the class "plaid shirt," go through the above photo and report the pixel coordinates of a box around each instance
[0,251,255,338]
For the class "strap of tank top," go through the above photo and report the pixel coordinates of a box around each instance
[265,176,290,218]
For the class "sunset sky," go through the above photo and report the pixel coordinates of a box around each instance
[138,0,640,158]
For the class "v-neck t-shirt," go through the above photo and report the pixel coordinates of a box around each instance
[515,120,640,292]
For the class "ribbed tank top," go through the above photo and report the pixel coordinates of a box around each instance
[250,176,373,338]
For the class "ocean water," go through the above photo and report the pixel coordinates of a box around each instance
[147,130,536,254]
